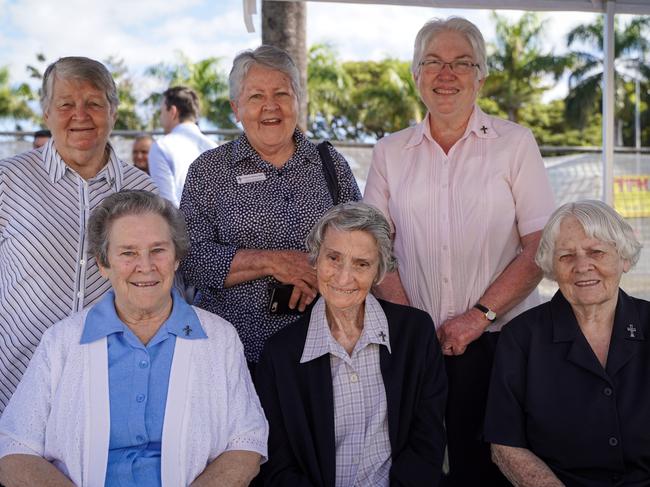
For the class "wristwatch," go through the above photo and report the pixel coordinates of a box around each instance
[474,303,497,322]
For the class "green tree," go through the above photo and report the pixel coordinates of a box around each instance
[565,15,650,136]
[483,12,570,123]
[0,67,35,128]
[306,47,423,140]
[307,44,354,139]
[519,99,601,147]
[344,58,423,139]
[104,56,143,130]
[145,53,232,129]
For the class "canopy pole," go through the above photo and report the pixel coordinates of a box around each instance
[602,0,615,205]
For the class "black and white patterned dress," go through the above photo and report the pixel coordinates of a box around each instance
[180,130,361,362]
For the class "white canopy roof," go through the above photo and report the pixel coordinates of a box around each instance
[244,0,650,204]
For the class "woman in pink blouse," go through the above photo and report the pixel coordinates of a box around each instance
[363,16,555,487]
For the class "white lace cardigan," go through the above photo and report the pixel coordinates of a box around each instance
[0,306,268,486]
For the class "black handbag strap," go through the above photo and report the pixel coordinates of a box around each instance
[317,141,340,205]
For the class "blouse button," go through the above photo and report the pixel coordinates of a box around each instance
[350,373,359,383]
[136,394,146,403]
[608,437,619,447]
[603,387,613,396]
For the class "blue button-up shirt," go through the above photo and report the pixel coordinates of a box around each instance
[81,288,206,487]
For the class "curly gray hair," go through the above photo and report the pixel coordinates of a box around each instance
[535,200,642,279]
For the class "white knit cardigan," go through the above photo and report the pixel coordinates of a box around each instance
[0,306,268,486]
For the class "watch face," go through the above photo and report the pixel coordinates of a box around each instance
[486,310,497,321]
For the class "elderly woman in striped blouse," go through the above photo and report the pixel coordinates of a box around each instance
[255,202,447,486]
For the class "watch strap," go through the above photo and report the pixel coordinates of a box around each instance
[474,303,496,322]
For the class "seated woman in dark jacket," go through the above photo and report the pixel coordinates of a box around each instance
[255,201,447,487]
[484,200,647,486]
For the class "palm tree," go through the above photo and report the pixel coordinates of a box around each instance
[483,12,570,123]
[306,44,353,139]
[262,0,308,131]
[565,15,650,138]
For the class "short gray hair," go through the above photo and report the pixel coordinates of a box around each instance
[88,190,189,268]
[41,56,119,114]
[535,200,642,279]
[306,202,397,284]
[229,45,302,102]
[412,17,488,79]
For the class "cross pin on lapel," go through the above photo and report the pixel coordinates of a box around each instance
[627,324,637,338]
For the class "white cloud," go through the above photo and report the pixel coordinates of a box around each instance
[0,0,638,111]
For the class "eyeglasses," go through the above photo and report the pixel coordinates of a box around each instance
[418,59,479,75]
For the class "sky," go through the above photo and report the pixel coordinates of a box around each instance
[0,0,617,122]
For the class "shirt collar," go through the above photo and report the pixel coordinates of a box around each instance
[80,288,207,344]
[43,138,124,189]
[404,104,497,149]
[466,105,498,139]
[230,129,319,168]
[300,294,391,363]
[550,288,645,343]
[171,122,202,137]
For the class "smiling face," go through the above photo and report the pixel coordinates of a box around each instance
[553,216,630,311]
[99,212,178,321]
[316,228,380,316]
[414,29,484,125]
[44,76,116,169]
[230,64,298,163]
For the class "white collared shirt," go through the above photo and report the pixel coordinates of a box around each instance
[148,122,216,206]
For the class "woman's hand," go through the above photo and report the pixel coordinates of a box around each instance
[437,308,488,356]
[268,250,318,311]
[224,249,318,311]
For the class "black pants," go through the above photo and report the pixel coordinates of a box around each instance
[443,332,511,487]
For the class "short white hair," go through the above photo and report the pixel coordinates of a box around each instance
[229,45,301,102]
[535,200,642,279]
[412,17,488,79]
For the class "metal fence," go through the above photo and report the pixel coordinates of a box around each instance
[1,133,648,300]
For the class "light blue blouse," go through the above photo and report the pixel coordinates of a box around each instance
[80,288,206,486]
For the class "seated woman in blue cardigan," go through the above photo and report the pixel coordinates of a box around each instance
[255,202,447,487]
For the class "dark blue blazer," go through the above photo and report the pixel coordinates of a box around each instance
[255,299,447,487]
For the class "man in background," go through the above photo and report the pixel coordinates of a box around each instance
[131,134,153,173]
[148,86,216,206]
[32,129,51,149]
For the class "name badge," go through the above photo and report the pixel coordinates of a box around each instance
[237,173,267,184]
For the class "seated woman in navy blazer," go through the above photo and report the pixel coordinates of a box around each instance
[484,200,647,486]
[255,202,447,487]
